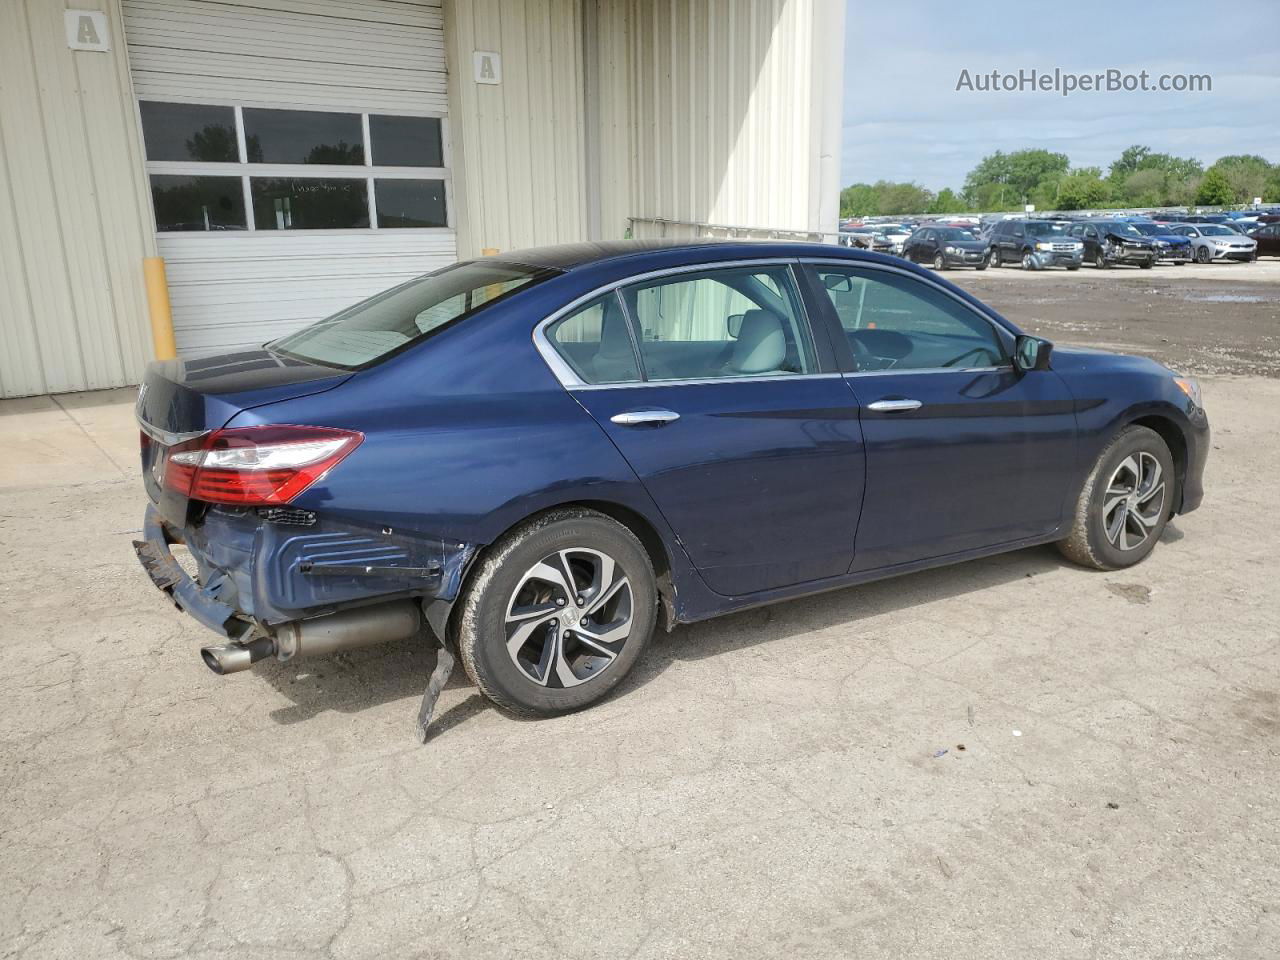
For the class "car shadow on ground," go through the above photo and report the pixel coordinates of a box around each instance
[253,540,1086,737]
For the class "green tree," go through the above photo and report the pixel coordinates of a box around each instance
[926,188,966,214]
[875,181,934,216]
[1055,170,1111,210]
[1206,155,1271,204]
[1195,167,1235,206]
[1120,169,1166,207]
[1108,145,1152,182]
[839,183,878,218]
[963,148,1070,209]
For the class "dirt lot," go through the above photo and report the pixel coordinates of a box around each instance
[2,266,1279,959]
[949,257,1280,377]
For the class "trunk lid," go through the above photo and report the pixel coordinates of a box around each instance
[137,349,351,521]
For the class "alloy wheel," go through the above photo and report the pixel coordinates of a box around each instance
[504,547,634,687]
[1101,452,1166,551]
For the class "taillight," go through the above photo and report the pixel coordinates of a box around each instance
[162,425,362,505]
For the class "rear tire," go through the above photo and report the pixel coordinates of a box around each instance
[1057,426,1175,571]
[454,508,657,717]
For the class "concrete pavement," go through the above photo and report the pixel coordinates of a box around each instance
[1,380,1277,959]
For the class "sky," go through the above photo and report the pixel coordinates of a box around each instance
[841,1,1280,191]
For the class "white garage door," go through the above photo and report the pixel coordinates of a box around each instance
[122,0,456,356]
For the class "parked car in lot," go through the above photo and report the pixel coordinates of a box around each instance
[902,225,990,270]
[839,229,892,253]
[133,241,1209,724]
[1171,223,1258,262]
[875,223,914,255]
[1129,221,1193,264]
[988,219,1083,270]
[1246,222,1280,258]
[1070,220,1158,269]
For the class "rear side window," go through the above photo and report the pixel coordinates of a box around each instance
[269,261,555,369]
[620,266,815,381]
[546,294,641,385]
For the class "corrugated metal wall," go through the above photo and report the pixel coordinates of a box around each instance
[445,0,844,257]
[598,0,844,239]
[0,0,155,398]
[443,0,588,259]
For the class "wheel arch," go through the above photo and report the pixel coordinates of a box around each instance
[436,499,682,643]
[1127,413,1189,510]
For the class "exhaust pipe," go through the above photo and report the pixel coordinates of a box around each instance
[200,601,422,675]
[201,636,276,675]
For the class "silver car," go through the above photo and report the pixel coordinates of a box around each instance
[1172,223,1258,263]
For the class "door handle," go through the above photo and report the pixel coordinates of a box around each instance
[610,409,680,427]
[867,399,922,413]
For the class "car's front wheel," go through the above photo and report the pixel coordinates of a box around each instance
[933,252,946,270]
[1195,245,1211,264]
[454,508,656,717]
[1058,425,1175,570]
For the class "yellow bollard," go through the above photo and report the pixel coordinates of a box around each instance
[143,256,178,361]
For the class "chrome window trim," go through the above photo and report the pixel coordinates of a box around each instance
[532,257,832,391]
[842,366,1012,379]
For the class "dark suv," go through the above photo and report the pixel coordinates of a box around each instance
[988,219,1083,270]
[1070,221,1158,269]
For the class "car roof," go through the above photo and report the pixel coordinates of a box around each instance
[487,239,879,272]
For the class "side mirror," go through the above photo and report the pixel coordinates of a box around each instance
[727,313,744,339]
[1014,335,1053,372]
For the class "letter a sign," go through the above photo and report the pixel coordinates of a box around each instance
[473,51,502,85]
[65,10,110,52]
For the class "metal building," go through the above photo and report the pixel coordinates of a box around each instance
[0,0,845,399]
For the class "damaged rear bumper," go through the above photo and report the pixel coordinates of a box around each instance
[133,503,476,641]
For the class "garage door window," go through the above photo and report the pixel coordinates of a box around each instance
[139,101,448,232]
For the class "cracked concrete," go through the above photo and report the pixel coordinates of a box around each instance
[2,368,1278,957]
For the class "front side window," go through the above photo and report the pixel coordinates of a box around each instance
[546,294,641,385]
[620,266,815,381]
[269,261,553,369]
[811,266,1005,372]
[139,101,449,232]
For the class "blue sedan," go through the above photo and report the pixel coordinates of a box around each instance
[134,241,1209,730]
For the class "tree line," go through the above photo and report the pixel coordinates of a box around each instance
[840,146,1280,218]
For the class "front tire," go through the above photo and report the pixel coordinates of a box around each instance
[1057,426,1175,571]
[1094,251,1110,269]
[455,508,657,717]
[933,252,947,271]
[1195,245,1211,264]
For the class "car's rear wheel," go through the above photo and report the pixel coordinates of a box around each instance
[1058,425,1175,570]
[454,508,656,717]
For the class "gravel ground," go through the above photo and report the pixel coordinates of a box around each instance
[948,256,1280,378]
[1,270,1278,959]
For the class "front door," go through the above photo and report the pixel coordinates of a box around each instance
[545,263,865,597]
[804,262,1078,572]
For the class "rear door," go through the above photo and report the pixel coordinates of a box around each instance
[803,260,1077,572]
[543,261,865,597]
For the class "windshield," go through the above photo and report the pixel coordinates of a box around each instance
[269,261,556,369]
[1130,222,1162,236]
[1025,221,1070,238]
[935,228,974,241]
[1098,222,1143,238]
[1199,225,1234,236]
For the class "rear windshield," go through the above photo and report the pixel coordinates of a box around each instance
[268,261,556,369]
